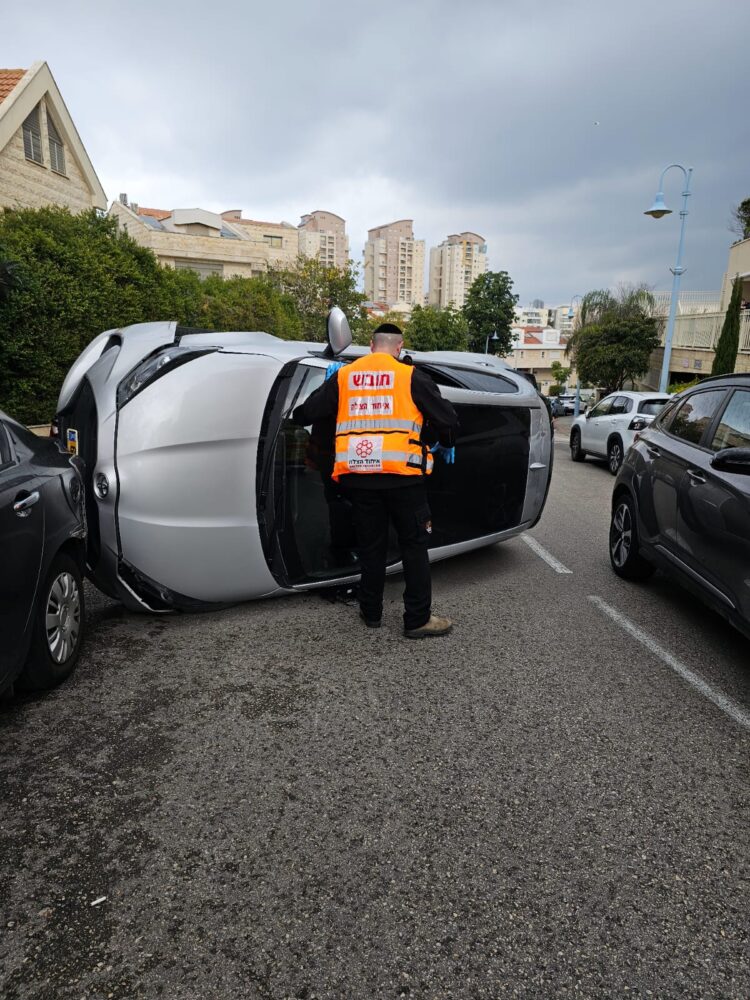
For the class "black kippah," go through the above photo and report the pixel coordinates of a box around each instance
[373,322,403,336]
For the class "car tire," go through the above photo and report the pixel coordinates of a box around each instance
[609,494,654,581]
[607,435,624,476]
[570,429,586,462]
[17,552,86,692]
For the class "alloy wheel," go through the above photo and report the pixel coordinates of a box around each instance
[609,442,623,474]
[46,571,81,664]
[611,502,632,568]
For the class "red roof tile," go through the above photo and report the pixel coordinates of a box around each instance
[0,69,26,105]
[137,207,171,220]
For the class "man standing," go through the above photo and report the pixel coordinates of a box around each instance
[293,323,458,638]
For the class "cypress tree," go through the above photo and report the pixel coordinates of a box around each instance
[711,275,743,376]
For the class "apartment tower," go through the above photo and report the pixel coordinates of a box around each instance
[363,219,425,309]
[298,210,349,270]
[428,233,488,309]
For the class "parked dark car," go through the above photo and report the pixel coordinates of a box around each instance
[609,374,750,639]
[0,411,87,695]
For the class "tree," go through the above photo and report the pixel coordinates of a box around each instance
[0,252,23,302]
[711,275,743,376]
[406,304,469,353]
[550,360,570,392]
[198,274,301,340]
[566,284,659,393]
[266,256,367,343]
[729,198,750,241]
[463,271,518,355]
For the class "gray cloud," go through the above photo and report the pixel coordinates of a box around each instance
[4,0,746,304]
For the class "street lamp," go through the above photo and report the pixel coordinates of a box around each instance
[567,294,583,416]
[644,163,693,392]
[485,330,499,354]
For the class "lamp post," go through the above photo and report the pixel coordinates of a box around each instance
[485,330,499,354]
[644,163,693,393]
[567,294,583,416]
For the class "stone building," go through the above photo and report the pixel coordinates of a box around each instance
[109,200,300,278]
[427,232,488,308]
[298,210,349,269]
[363,220,425,310]
[0,62,106,213]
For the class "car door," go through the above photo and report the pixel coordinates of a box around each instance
[580,395,614,454]
[638,387,728,561]
[677,388,750,620]
[0,421,45,684]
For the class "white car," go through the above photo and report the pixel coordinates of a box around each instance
[55,312,553,612]
[569,391,671,475]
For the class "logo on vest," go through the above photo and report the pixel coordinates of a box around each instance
[348,395,394,416]
[347,435,384,472]
[348,370,395,390]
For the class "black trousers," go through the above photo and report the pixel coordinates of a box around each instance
[349,484,432,630]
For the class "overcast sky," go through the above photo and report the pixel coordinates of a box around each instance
[5,0,747,304]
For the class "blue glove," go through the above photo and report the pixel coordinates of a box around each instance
[431,443,455,464]
[325,361,344,381]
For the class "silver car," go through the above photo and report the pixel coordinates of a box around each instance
[56,312,553,612]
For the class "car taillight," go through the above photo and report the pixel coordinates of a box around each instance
[629,417,648,431]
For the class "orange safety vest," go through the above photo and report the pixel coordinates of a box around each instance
[332,353,434,482]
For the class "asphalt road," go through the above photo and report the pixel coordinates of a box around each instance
[2,417,749,999]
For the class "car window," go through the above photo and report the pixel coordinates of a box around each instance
[638,398,670,416]
[609,396,632,415]
[420,364,518,394]
[668,389,727,446]
[0,424,13,470]
[710,389,750,451]
[589,397,614,418]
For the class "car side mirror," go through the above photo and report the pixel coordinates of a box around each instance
[585,409,591,419]
[325,306,352,358]
[710,447,750,475]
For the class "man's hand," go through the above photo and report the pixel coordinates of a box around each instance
[325,361,344,381]
[430,443,455,464]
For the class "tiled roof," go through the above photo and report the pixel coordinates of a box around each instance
[137,207,171,221]
[0,69,26,105]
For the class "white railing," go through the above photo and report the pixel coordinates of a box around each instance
[661,311,750,352]
[652,291,722,316]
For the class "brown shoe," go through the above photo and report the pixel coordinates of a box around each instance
[404,615,453,639]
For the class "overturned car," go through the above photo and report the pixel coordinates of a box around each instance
[56,312,553,612]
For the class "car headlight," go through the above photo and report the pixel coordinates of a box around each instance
[117,347,214,408]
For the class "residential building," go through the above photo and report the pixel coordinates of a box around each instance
[0,61,106,213]
[427,232,488,308]
[502,326,574,394]
[363,220,425,310]
[515,303,551,327]
[548,304,578,335]
[298,210,349,270]
[109,199,299,278]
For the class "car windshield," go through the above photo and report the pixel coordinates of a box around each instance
[419,364,518,394]
[638,398,670,416]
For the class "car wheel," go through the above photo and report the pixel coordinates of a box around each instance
[609,495,654,581]
[17,552,86,692]
[570,429,586,462]
[608,436,624,476]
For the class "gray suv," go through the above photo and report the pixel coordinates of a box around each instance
[609,374,750,639]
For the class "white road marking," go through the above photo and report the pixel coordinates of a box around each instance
[521,534,573,574]
[589,596,750,732]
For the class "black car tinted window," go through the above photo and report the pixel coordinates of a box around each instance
[589,397,614,418]
[609,396,632,415]
[638,398,670,416]
[668,389,727,446]
[711,389,750,451]
[0,424,12,469]
[420,364,518,393]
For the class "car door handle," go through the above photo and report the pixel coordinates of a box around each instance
[13,491,40,517]
[645,443,661,457]
[686,469,706,485]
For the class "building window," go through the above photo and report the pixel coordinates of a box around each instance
[47,113,66,175]
[263,235,283,248]
[22,104,44,165]
[174,260,224,280]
